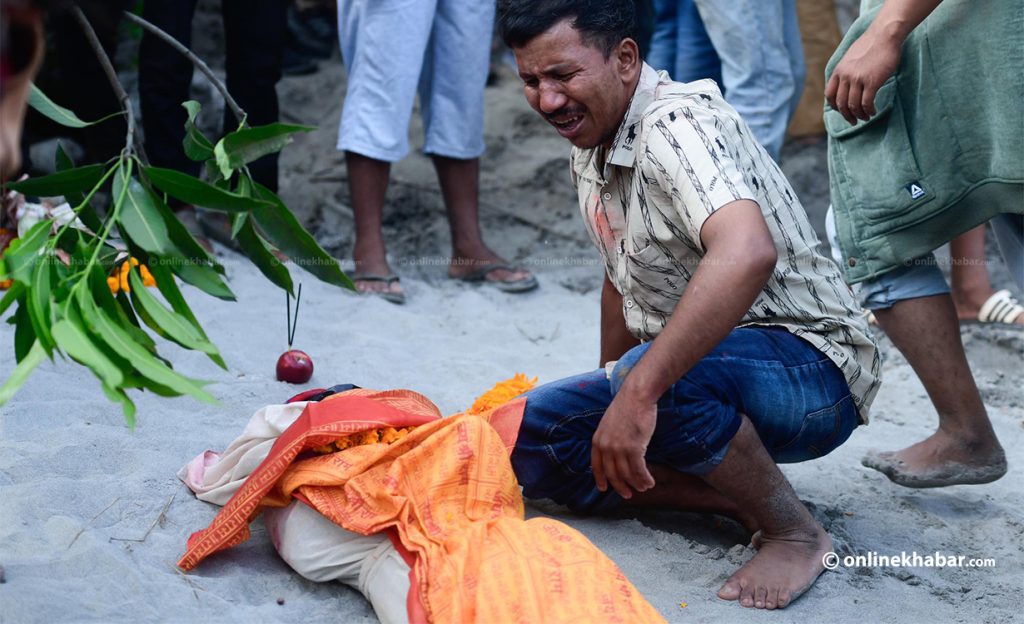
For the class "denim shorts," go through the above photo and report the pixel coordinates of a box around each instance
[510,327,859,513]
[337,0,493,162]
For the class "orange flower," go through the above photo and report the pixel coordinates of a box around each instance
[312,426,414,455]
[467,373,537,414]
[107,257,158,294]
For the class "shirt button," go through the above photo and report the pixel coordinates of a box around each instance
[625,300,634,309]
[603,192,612,200]
[848,257,858,267]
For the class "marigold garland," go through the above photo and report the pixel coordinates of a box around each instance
[310,374,537,455]
[466,373,537,414]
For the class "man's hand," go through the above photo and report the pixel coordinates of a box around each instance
[825,30,901,124]
[591,389,657,499]
[825,0,944,125]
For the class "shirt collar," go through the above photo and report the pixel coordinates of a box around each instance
[606,63,665,169]
[571,63,666,182]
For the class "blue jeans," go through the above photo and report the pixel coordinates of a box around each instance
[692,0,805,161]
[648,0,723,86]
[511,327,858,513]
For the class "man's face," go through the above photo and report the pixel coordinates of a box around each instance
[512,19,640,150]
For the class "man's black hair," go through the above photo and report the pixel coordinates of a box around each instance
[497,0,638,58]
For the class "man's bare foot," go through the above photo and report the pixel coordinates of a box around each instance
[862,429,1007,488]
[717,523,832,610]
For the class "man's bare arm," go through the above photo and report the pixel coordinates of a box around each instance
[600,275,641,367]
[591,199,777,498]
[826,0,944,123]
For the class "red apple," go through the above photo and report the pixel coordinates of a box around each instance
[276,349,313,384]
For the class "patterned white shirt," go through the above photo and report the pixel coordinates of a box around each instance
[572,64,881,420]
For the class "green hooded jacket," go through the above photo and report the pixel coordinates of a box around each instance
[826,0,1024,283]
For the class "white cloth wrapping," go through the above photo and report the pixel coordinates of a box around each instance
[177,402,410,624]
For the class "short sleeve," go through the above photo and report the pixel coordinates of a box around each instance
[640,104,758,250]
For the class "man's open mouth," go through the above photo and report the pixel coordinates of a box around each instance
[549,114,584,137]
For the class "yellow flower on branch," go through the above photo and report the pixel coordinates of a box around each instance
[107,257,158,294]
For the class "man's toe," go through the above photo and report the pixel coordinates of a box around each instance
[717,578,741,600]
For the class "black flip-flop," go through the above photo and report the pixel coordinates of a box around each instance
[350,273,406,305]
[452,263,538,293]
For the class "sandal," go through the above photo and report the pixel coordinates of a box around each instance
[977,289,1024,325]
[350,273,405,305]
[451,263,538,293]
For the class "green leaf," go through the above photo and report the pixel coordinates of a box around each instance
[13,298,34,362]
[171,261,236,300]
[250,182,354,290]
[55,142,75,171]
[135,174,222,274]
[27,84,120,128]
[146,261,226,369]
[86,263,157,353]
[28,260,55,354]
[52,144,103,232]
[204,159,224,186]
[0,282,26,318]
[77,288,217,404]
[122,373,182,398]
[126,264,223,360]
[144,166,272,213]
[182,101,215,162]
[0,340,45,406]
[114,170,172,255]
[3,220,50,283]
[52,304,126,390]
[235,215,293,293]
[101,383,137,428]
[213,123,314,179]
[7,164,105,198]
[230,212,247,239]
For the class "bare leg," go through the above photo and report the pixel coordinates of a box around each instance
[346,152,402,298]
[625,464,758,533]
[865,294,1007,486]
[432,155,533,285]
[949,227,1022,323]
[704,416,831,610]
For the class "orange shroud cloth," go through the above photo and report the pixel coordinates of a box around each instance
[178,389,665,624]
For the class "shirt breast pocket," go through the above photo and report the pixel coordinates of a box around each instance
[625,242,685,310]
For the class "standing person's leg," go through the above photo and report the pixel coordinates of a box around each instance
[422,0,535,291]
[857,262,1008,486]
[337,0,436,300]
[139,0,200,178]
[222,0,287,192]
[991,213,1024,291]
[781,0,805,120]
[646,0,679,76]
[949,226,1009,322]
[692,0,798,161]
[138,0,210,248]
[513,329,858,609]
[674,0,722,86]
[50,1,131,164]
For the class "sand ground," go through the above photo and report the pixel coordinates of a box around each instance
[2,3,1023,622]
